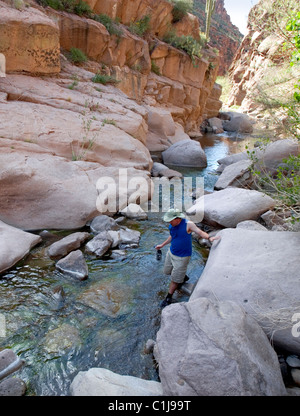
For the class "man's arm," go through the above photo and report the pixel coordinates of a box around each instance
[187,221,220,242]
[155,235,172,250]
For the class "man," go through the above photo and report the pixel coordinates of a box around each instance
[155,208,220,308]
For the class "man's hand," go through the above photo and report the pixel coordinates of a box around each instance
[209,235,221,242]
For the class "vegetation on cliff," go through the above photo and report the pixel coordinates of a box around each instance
[244,0,300,225]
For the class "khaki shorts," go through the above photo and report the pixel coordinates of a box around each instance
[163,249,191,284]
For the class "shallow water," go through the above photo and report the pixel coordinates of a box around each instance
[0,132,259,395]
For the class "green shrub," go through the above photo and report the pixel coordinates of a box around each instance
[69,47,87,63]
[163,30,203,64]
[91,73,118,85]
[151,60,161,75]
[73,0,92,16]
[93,14,123,37]
[170,0,193,23]
[36,0,91,16]
[128,15,151,37]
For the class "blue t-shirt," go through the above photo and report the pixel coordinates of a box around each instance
[169,219,192,257]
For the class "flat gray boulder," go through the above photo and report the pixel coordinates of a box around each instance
[162,139,207,168]
[47,232,90,259]
[89,215,120,234]
[70,367,163,396]
[154,297,286,396]
[85,232,113,256]
[0,220,41,274]
[214,159,252,190]
[186,188,275,227]
[191,228,300,354]
[222,112,254,133]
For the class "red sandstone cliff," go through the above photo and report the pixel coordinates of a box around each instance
[193,0,243,75]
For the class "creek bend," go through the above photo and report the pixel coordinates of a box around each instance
[0,132,259,395]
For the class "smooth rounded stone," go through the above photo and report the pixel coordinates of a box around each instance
[70,367,163,396]
[47,232,90,259]
[119,203,148,220]
[162,139,207,168]
[222,112,254,133]
[154,297,287,396]
[89,215,119,233]
[0,377,26,396]
[43,323,81,354]
[0,349,25,381]
[217,151,248,167]
[187,187,275,227]
[214,159,252,190]
[0,220,42,274]
[55,250,88,280]
[287,355,300,368]
[85,232,113,256]
[190,228,300,355]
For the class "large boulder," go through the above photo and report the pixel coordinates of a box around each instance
[0,72,152,230]
[191,228,300,354]
[222,112,254,134]
[214,159,253,190]
[162,139,207,168]
[186,188,275,227]
[217,139,299,175]
[252,139,299,175]
[0,152,150,230]
[154,297,287,396]
[47,232,90,259]
[0,220,41,274]
[70,367,163,396]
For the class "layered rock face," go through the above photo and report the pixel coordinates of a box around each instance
[0,0,222,230]
[0,1,60,74]
[227,0,300,113]
[193,0,243,75]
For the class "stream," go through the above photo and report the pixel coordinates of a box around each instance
[0,131,260,396]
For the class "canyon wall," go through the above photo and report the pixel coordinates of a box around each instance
[193,0,243,75]
[227,0,300,119]
[0,0,223,230]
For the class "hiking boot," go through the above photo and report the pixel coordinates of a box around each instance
[161,297,172,308]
